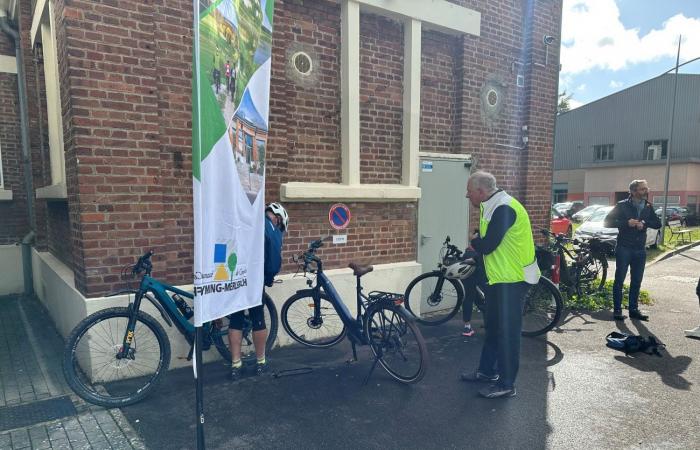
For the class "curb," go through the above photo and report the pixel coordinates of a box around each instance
[647,240,700,267]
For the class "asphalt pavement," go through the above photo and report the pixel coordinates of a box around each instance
[119,246,700,450]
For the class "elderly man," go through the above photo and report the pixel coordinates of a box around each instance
[460,171,540,399]
[604,179,661,321]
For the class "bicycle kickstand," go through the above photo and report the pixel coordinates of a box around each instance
[362,355,381,386]
[346,341,359,365]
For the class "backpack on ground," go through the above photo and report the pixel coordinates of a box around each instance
[606,331,665,357]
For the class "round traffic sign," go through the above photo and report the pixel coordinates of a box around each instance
[328,203,351,230]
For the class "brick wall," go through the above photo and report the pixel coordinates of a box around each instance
[358,13,403,184]
[420,30,459,153]
[3,0,561,296]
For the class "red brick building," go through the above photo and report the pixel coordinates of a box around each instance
[1,0,561,348]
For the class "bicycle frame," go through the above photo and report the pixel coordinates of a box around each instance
[113,275,199,359]
[306,263,371,346]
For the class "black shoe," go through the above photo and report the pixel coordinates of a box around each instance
[255,361,269,376]
[629,310,649,321]
[613,311,626,321]
[230,365,242,381]
[460,370,499,383]
[479,383,516,399]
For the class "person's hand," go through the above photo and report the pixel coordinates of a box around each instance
[628,219,640,228]
[471,232,479,241]
[636,220,645,230]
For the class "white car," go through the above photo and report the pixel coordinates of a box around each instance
[573,206,661,249]
[571,204,604,223]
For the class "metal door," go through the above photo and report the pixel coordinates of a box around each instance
[417,157,470,270]
[414,157,470,319]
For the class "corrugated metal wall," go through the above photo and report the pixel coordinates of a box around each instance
[554,74,700,170]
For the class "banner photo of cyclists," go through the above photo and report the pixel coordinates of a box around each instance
[193,0,275,326]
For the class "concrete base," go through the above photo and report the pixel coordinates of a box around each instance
[0,245,23,296]
[29,249,422,371]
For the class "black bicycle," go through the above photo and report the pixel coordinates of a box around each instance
[63,251,278,407]
[281,237,428,384]
[537,228,612,299]
[404,236,563,336]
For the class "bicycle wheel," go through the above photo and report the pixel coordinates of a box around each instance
[281,291,346,348]
[63,307,170,408]
[363,303,428,383]
[212,293,279,363]
[403,271,463,325]
[521,277,563,337]
[575,256,607,298]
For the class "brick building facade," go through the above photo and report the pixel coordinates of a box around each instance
[1,0,561,316]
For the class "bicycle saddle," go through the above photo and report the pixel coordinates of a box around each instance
[348,263,374,277]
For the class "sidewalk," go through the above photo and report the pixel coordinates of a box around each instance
[0,295,146,450]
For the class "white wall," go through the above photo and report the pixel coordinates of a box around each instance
[0,245,23,295]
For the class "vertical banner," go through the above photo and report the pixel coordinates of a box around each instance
[193,0,275,326]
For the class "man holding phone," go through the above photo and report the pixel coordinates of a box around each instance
[604,180,661,321]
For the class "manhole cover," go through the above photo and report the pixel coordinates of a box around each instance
[0,396,77,432]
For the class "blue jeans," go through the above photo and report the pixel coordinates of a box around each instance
[477,281,529,388]
[613,245,646,312]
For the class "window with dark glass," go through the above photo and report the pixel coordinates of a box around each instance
[593,144,614,161]
[644,140,667,160]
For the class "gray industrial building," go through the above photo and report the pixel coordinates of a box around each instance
[553,73,700,214]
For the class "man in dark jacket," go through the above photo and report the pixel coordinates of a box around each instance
[604,180,661,321]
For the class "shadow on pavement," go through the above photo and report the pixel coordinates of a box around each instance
[614,319,692,391]
[119,316,554,449]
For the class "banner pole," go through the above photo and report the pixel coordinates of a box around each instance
[195,326,206,450]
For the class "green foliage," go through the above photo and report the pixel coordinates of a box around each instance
[564,280,653,311]
[557,91,572,114]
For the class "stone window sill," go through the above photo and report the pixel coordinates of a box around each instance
[0,189,12,201]
[36,182,67,199]
[281,182,421,202]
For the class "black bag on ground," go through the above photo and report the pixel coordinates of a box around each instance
[606,331,664,357]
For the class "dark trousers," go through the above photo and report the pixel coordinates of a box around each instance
[478,281,529,388]
[461,251,486,323]
[613,245,646,312]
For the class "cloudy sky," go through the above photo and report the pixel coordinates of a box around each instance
[559,0,700,109]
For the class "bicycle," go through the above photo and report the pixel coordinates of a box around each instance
[280,237,428,384]
[537,228,612,299]
[63,251,278,408]
[404,236,563,336]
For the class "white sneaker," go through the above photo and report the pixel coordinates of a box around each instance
[684,325,700,338]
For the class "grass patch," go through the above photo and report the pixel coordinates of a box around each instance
[646,225,700,261]
[564,280,653,311]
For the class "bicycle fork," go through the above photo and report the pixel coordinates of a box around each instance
[117,293,145,361]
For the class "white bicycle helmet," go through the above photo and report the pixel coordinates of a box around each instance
[445,259,476,280]
[266,202,289,231]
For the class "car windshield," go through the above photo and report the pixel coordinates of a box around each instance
[577,205,600,214]
[588,208,612,222]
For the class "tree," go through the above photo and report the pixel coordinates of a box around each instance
[558,91,572,114]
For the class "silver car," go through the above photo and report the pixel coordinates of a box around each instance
[571,204,604,223]
[574,206,661,248]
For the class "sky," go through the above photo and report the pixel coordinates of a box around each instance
[559,0,700,109]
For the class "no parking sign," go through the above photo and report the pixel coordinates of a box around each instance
[329,203,351,230]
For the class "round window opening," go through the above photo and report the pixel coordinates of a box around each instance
[487,89,499,107]
[293,52,313,75]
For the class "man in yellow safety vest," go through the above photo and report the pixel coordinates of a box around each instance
[460,171,540,399]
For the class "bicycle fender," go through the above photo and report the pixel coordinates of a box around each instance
[105,289,173,327]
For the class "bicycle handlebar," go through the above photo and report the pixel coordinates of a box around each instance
[132,251,154,275]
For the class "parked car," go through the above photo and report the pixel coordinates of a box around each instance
[553,201,584,218]
[551,209,572,237]
[571,204,604,223]
[655,206,689,225]
[574,206,660,249]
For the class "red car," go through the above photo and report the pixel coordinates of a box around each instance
[550,208,572,237]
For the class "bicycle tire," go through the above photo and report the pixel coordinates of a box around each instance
[403,271,464,325]
[212,293,278,363]
[281,291,347,348]
[63,307,170,408]
[363,303,428,383]
[521,277,563,337]
[575,256,607,298]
